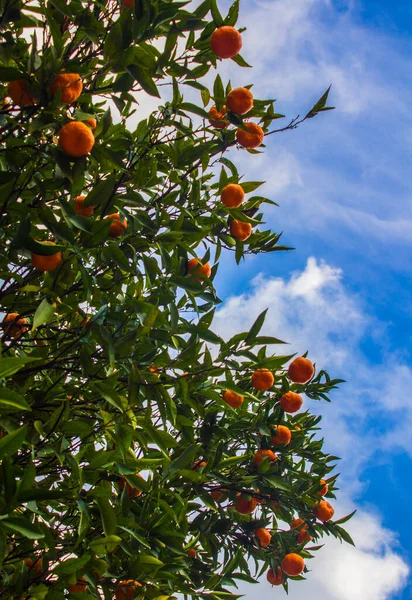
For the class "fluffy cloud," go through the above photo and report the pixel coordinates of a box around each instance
[214,256,365,369]
[236,508,409,600]
[213,257,410,598]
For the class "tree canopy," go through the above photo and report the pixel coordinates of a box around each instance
[0,0,352,598]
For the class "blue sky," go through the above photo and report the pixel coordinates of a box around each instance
[210,0,412,598]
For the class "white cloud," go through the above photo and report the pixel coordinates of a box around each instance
[236,508,409,600]
[214,256,365,369]
[214,257,411,598]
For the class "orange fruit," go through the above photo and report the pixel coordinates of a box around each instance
[187,548,196,558]
[255,527,271,547]
[234,493,257,515]
[149,366,160,377]
[192,460,207,471]
[106,213,128,238]
[253,449,277,467]
[24,557,43,575]
[58,121,95,157]
[84,118,97,130]
[3,313,28,338]
[236,122,264,149]
[75,195,94,217]
[288,356,314,384]
[211,489,223,502]
[115,580,142,600]
[210,26,242,59]
[251,368,274,392]
[208,105,229,129]
[318,479,329,496]
[222,390,244,408]
[7,79,36,107]
[281,553,305,577]
[230,220,252,241]
[31,242,62,272]
[290,518,312,543]
[187,258,211,280]
[226,87,254,115]
[313,500,335,522]
[67,577,88,593]
[121,0,134,7]
[50,73,82,104]
[271,425,291,446]
[118,474,143,498]
[279,391,303,414]
[221,183,245,208]
[267,567,283,586]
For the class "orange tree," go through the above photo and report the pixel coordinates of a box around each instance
[0,0,353,598]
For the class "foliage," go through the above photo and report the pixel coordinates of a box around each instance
[0,0,350,598]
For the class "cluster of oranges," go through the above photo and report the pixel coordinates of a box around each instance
[208,26,265,149]
[7,73,95,158]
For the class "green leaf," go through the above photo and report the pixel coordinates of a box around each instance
[126,65,160,97]
[32,298,55,331]
[83,175,116,208]
[263,474,293,492]
[88,535,122,555]
[0,426,28,459]
[96,498,117,536]
[333,510,356,525]
[169,444,199,471]
[52,554,91,575]
[0,357,41,379]
[305,85,334,118]
[1,517,44,539]
[245,309,267,344]
[0,388,30,411]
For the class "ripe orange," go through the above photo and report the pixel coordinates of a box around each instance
[115,580,142,600]
[234,493,257,515]
[226,87,254,115]
[313,500,335,522]
[281,553,305,577]
[290,518,312,543]
[31,242,62,272]
[221,183,245,208]
[7,79,36,107]
[3,313,28,338]
[222,390,244,408]
[187,258,211,280]
[67,577,88,593]
[58,121,95,157]
[106,213,128,238]
[192,460,207,471]
[208,105,229,129]
[75,195,94,217]
[149,366,160,377]
[187,548,196,558]
[211,489,223,502]
[230,220,252,241]
[251,368,274,392]
[288,356,314,384]
[253,449,277,467]
[24,557,43,575]
[50,73,82,104]
[210,26,242,59]
[84,118,97,130]
[236,122,264,149]
[318,479,329,496]
[255,527,271,547]
[118,474,143,498]
[271,425,292,446]
[267,567,283,586]
[279,391,303,414]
